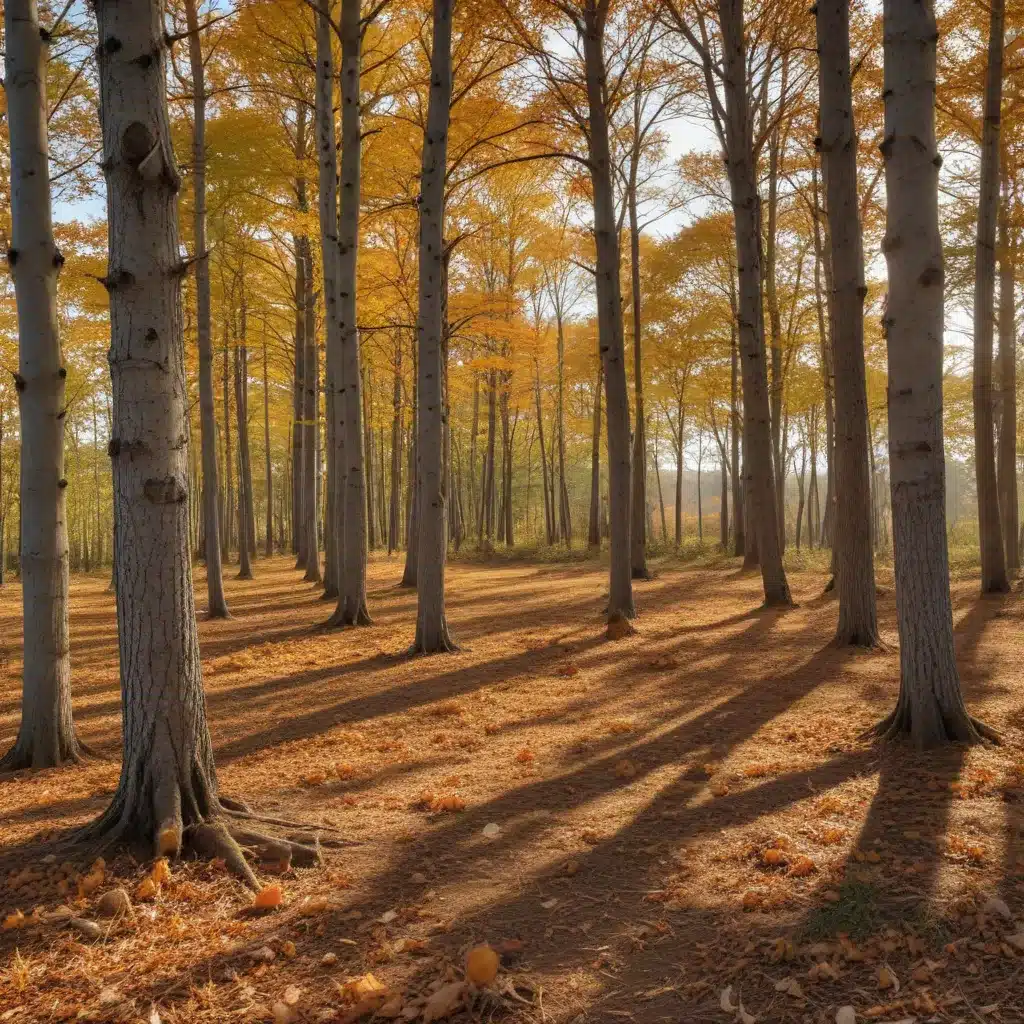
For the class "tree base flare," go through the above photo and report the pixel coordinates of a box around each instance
[0,732,90,774]
[862,701,1002,749]
[324,600,373,630]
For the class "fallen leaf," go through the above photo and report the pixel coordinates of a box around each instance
[136,877,158,902]
[254,885,284,910]
[272,1002,294,1024]
[97,888,132,918]
[835,1008,856,1024]
[788,856,817,878]
[877,965,899,991]
[379,910,399,924]
[466,945,499,986]
[774,977,804,998]
[2,911,26,931]
[283,985,301,1006]
[422,981,466,1023]
[615,759,637,779]
[150,858,172,885]
[515,748,535,764]
[482,823,500,838]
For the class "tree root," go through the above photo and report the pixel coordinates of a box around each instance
[861,702,1002,748]
[0,733,93,775]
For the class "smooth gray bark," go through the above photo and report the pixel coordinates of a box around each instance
[1,0,83,771]
[997,198,1019,571]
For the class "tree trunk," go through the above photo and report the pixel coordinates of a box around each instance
[555,315,571,546]
[388,339,403,553]
[718,0,790,605]
[534,362,553,545]
[222,322,233,558]
[292,233,305,562]
[795,443,806,550]
[482,369,496,546]
[262,332,273,557]
[730,308,743,556]
[412,0,455,652]
[875,0,996,747]
[401,356,417,587]
[972,0,1009,594]
[765,126,785,541]
[183,0,228,617]
[88,0,243,870]
[301,240,321,583]
[816,0,879,644]
[582,3,634,622]
[233,342,252,579]
[674,405,684,546]
[997,197,1019,571]
[628,187,647,578]
[1,0,83,771]
[335,0,370,623]
[588,351,603,549]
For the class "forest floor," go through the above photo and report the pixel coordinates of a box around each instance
[2,554,1024,1024]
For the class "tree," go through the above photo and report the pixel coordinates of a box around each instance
[873,0,996,747]
[183,0,230,617]
[715,0,790,606]
[334,0,371,625]
[85,0,320,874]
[412,0,457,653]
[0,0,85,771]
[972,0,1009,595]
[814,0,878,646]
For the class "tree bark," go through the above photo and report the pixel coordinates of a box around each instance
[88,0,244,866]
[730,306,743,556]
[582,1,634,622]
[334,0,370,624]
[816,0,879,645]
[1,0,83,771]
[997,196,1018,571]
[302,239,321,583]
[555,315,571,546]
[875,0,996,747]
[412,0,456,651]
[183,0,228,617]
[388,338,403,553]
[972,0,1009,594]
[588,350,603,549]
[628,186,647,578]
[262,331,273,557]
[718,0,790,605]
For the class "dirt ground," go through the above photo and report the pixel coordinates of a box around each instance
[1,554,1024,1024]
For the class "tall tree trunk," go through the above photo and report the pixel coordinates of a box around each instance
[628,187,647,578]
[718,0,790,605]
[335,0,370,623]
[674,403,684,546]
[875,0,996,747]
[588,352,603,549]
[555,315,571,546]
[811,166,837,552]
[718,436,729,549]
[795,443,806,551]
[183,0,228,617]
[87,0,243,871]
[482,369,496,546]
[730,309,743,556]
[388,339,402,553]
[972,0,1009,594]
[262,332,273,556]
[412,0,455,652]
[315,5,341,601]
[1,0,83,771]
[534,361,554,545]
[233,341,252,579]
[816,0,879,645]
[765,125,785,541]
[654,423,668,542]
[582,2,634,622]
[222,321,233,558]
[292,237,305,561]
[997,197,1019,571]
[401,355,417,587]
[302,240,321,583]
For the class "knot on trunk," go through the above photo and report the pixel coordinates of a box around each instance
[144,476,188,504]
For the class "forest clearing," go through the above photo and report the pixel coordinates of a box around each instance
[2,556,1023,1023]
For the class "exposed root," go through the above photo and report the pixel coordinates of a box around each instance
[408,636,461,656]
[187,821,259,889]
[861,700,1001,748]
[0,733,92,775]
[219,804,352,835]
[218,795,252,814]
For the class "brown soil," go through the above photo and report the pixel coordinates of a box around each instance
[1,555,1023,1024]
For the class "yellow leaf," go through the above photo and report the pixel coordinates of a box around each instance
[135,877,158,902]
[422,981,466,1023]
[2,910,26,931]
[150,858,172,885]
[788,856,817,878]
[877,965,899,991]
[466,944,499,986]
[515,748,535,764]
